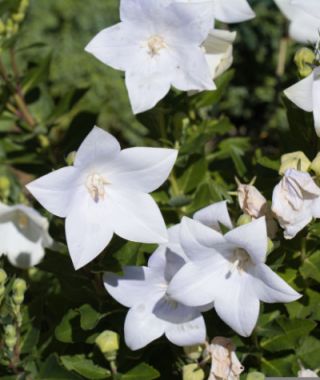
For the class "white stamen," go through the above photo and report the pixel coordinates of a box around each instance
[86,173,108,202]
[147,35,167,57]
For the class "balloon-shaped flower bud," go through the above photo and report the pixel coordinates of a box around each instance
[279,151,311,175]
[12,278,27,305]
[4,325,17,351]
[183,364,205,380]
[294,48,316,78]
[95,330,120,361]
[236,214,252,226]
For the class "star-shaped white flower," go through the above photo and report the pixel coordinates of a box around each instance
[174,0,255,23]
[168,207,301,337]
[284,67,320,136]
[274,0,320,43]
[26,126,178,270]
[272,168,320,239]
[85,0,215,114]
[103,247,207,350]
[0,203,53,269]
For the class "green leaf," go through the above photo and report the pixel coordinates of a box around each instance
[261,318,316,352]
[78,304,102,331]
[61,355,111,379]
[54,309,78,343]
[122,363,160,380]
[177,159,207,194]
[22,52,52,93]
[20,326,40,354]
[38,354,82,380]
[261,355,296,377]
[246,372,265,380]
[297,336,320,368]
[300,251,320,282]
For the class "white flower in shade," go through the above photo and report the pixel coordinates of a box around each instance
[272,169,320,239]
[85,0,215,114]
[26,126,178,270]
[274,0,320,43]
[168,209,301,337]
[206,337,244,380]
[0,203,53,269]
[237,184,267,219]
[284,67,320,137]
[103,248,207,350]
[175,0,255,23]
[298,368,319,378]
[203,29,236,80]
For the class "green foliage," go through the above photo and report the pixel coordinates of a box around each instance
[0,0,319,379]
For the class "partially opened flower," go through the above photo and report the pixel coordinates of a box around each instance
[274,0,320,43]
[203,29,236,80]
[103,248,206,350]
[284,67,320,136]
[0,203,52,269]
[26,126,178,270]
[272,169,320,239]
[206,337,244,380]
[168,209,301,337]
[85,0,215,114]
[175,0,255,23]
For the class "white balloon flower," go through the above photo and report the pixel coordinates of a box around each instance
[174,0,255,24]
[274,0,320,43]
[284,67,320,137]
[168,208,301,337]
[103,247,207,350]
[85,0,216,114]
[0,203,53,269]
[272,169,320,239]
[26,126,178,270]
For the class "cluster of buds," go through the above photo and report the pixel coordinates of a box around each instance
[11,278,27,327]
[0,268,7,303]
[0,0,29,44]
[4,324,17,352]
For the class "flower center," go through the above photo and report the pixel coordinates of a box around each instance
[86,173,108,202]
[227,249,251,277]
[17,212,29,229]
[147,35,167,57]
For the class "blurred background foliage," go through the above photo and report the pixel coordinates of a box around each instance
[0,0,319,379]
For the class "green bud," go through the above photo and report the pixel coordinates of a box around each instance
[12,278,27,305]
[311,153,320,176]
[66,151,77,166]
[279,151,311,175]
[237,214,252,226]
[38,134,50,149]
[266,238,274,255]
[0,176,10,198]
[0,268,7,285]
[183,345,203,361]
[0,285,5,297]
[182,364,205,380]
[246,372,265,380]
[294,48,315,78]
[95,331,119,361]
[4,325,17,350]
[12,13,24,23]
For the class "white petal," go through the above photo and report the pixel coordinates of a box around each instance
[284,73,314,112]
[107,187,168,244]
[312,69,320,137]
[214,272,260,337]
[165,314,206,346]
[291,0,320,19]
[193,201,233,231]
[0,222,45,269]
[250,264,301,303]
[289,15,320,44]
[103,267,165,308]
[74,126,121,169]
[180,217,227,262]
[108,147,178,193]
[26,166,80,218]
[124,303,166,350]
[168,258,228,307]
[224,218,268,264]
[125,52,172,114]
[85,23,146,72]
[65,187,113,269]
[214,0,255,23]
[170,45,215,92]
[273,0,296,20]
